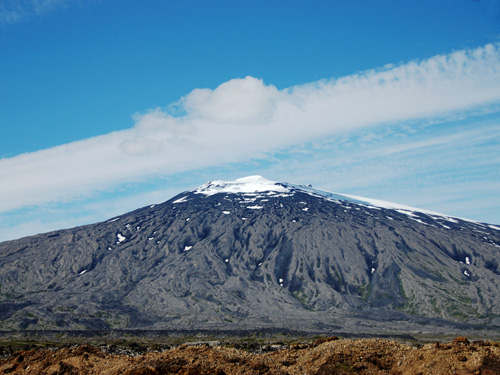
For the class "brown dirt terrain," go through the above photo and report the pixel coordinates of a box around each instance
[0,337,499,375]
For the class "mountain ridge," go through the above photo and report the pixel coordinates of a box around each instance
[1,176,499,334]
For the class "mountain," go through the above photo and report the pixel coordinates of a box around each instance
[1,176,499,334]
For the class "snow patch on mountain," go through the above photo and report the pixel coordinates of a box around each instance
[116,233,126,243]
[285,182,480,225]
[195,175,289,196]
[173,196,189,204]
[191,176,484,226]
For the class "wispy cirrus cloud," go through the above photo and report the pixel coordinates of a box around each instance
[1,43,500,215]
[1,116,498,242]
[0,0,68,24]
[0,187,180,242]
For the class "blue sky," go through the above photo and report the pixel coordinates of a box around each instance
[1,0,500,241]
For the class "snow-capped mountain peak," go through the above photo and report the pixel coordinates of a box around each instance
[195,175,289,196]
[193,176,490,227]
[2,175,499,332]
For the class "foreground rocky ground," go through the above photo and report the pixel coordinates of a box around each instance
[0,337,499,375]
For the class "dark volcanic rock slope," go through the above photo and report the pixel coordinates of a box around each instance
[0,176,499,332]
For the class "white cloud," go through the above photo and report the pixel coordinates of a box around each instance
[254,122,500,222]
[181,76,280,124]
[1,43,500,213]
